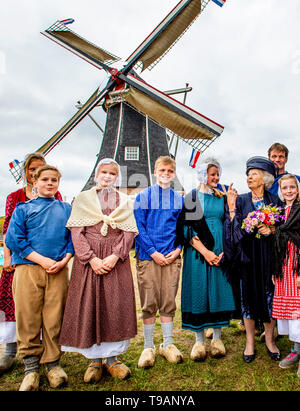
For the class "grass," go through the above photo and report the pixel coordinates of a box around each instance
[0,251,299,391]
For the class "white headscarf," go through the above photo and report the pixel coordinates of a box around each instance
[66,186,138,236]
[196,157,222,185]
[94,158,122,187]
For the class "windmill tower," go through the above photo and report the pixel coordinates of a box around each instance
[9,0,226,194]
[78,85,193,193]
[82,101,181,193]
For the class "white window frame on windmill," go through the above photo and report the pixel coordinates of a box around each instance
[125,146,139,161]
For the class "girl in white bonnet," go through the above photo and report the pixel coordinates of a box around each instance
[59,158,138,383]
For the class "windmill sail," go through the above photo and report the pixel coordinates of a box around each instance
[41,20,120,71]
[36,87,107,155]
[117,73,223,140]
[125,0,211,72]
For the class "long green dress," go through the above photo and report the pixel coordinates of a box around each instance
[181,191,235,332]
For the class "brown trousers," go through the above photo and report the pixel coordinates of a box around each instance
[136,258,181,320]
[12,264,69,364]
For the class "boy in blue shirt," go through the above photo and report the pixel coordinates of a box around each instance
[5,165,74,391]
[134,156,184,368]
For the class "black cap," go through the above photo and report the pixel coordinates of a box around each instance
[246,156,278,177]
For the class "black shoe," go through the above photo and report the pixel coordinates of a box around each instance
[242,350,256,363]
[266,347,281,361]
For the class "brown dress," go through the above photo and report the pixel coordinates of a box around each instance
[59,190,137,353]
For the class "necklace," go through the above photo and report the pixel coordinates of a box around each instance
[252,193,264,201]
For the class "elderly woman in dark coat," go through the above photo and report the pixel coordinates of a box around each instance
[225,156,282,363]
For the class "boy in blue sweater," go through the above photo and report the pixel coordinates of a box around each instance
[5,165,74,391]
[134,156,184,368]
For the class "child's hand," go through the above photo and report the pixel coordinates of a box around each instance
[102,254,119,271]
[297,276,300,289]
[3,255,14,272]
[89,257,109,275]
[40,257,57,271]
[46,261,63,274]
[150,251,168,266]
[46,259,67,274]
[164,248,181,264]
[45,253,72,274]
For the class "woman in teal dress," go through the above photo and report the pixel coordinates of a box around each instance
[176,158,236,361]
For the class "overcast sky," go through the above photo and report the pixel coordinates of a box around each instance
[1,0,300,215]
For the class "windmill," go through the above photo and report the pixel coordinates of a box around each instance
[75,84,193,160]
[9,0,226,194]
[75,83,193,191]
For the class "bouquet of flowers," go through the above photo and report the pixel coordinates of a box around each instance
[242,203,285,238]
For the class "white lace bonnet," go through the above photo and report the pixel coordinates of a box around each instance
[197,157,222,184]
[94,158,122,186]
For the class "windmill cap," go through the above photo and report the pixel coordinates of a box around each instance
[246,156,278,177]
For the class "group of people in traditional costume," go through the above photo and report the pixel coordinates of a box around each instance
[0,142,299,391]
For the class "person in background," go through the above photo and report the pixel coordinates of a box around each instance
[5,165,73,391]
[268,142,300,196]
[0,153,62,375]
